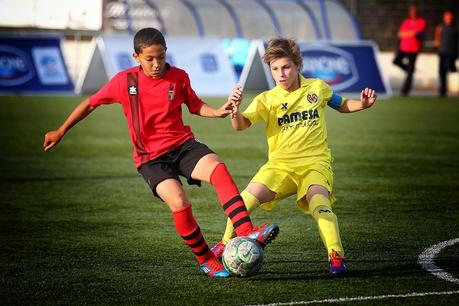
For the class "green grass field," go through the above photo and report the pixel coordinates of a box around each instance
[1,94,458,305]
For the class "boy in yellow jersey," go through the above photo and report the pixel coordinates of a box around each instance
[211,38,377,275]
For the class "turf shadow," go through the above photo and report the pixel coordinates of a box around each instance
[249,259,425,281]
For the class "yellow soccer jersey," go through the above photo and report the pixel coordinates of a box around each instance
[242,75,344,164]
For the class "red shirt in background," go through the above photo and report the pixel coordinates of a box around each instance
[399,17,427,53]
[89,65,204,167]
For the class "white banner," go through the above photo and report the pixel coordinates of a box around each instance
[166,37,237,96]
[0,0,102,30]
[78,35,237,96]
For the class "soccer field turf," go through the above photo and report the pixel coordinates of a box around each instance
[1,94,458,305]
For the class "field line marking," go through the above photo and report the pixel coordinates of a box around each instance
[248,238,459,306]
[246,290,459,306]
[417,238,459,285]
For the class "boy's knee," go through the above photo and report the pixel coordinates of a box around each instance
[167,197,191,212]
[155,179,190,211]
[308,193,331,212]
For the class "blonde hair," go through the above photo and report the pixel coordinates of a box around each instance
[262,38,302,70]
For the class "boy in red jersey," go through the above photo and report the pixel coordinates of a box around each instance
[43,28,278,278]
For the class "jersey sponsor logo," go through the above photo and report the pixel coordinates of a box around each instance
[168,83,175,100]
[307,93,318,104]
[0,46,34,86]
[277,109,319,126]
[129,85,137,95]
[301,46,358,91]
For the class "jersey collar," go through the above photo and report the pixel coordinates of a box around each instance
[137,63,171,77]
[273,74,311,96]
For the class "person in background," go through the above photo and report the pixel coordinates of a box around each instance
[393,4,427,96]
[434,10,458,97]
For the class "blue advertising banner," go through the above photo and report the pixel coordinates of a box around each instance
[298,41,391,95]
[241,40,391,97]
[0,35,73,94]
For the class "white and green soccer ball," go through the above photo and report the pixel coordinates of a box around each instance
[222,236,264,277]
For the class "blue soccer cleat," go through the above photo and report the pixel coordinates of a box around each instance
[329,249,347,275]
[199,257,230,278]
[245,223,279,249]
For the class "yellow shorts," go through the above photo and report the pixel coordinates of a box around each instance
[250,159,335,214]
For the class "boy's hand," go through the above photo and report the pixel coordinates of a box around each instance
[361,88,377,109]
[228,84,243,103]
[228,85,243,118]
[213,101,233,118]
[43,130,63,152]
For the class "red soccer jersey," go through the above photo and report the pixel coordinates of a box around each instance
[89,65,204,167]
[399,17,427,53]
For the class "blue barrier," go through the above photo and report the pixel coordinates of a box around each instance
[240,40,391,97]
[0,35,73,94]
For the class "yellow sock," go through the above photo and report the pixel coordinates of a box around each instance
[309,194,344,257]
[222,190,260,244]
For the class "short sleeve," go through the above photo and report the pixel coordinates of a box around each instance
[242,94,268,124]
[316,79,344,110]
[182,72,204,114]
[89,73,123,108]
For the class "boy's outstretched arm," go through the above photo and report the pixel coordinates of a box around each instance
[198,101,233,118]
[43,99,95,152]
[338,88,377,113]
[197,84,246,121]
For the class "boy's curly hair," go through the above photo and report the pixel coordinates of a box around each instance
[262,38,302,70]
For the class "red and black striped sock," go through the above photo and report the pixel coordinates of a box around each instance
[210,163,254,236]
[172,204,212,264]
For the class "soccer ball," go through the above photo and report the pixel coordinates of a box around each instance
[222,236,264,277]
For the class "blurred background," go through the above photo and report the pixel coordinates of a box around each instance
[0,0,458,96]
[1,3,459,304]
